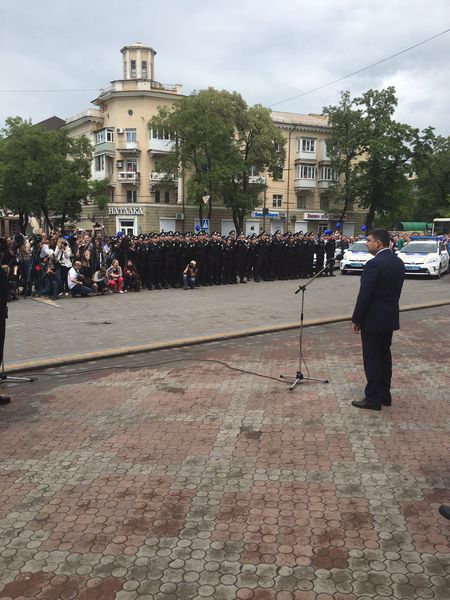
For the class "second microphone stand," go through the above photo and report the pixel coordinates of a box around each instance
[280,262,330,391]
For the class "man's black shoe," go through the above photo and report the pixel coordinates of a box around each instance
[351,400,381,411]
[439,505,450,520]
[0,394,11,405]
[382,399,392,406]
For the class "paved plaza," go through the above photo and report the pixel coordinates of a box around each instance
[4,274,450,368]
[0,305,449,599]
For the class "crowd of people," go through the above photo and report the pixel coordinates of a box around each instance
[0,227,448,302]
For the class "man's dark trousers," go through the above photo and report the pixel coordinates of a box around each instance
[361,329,393,406]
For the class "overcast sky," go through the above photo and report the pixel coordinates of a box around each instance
[1,0,449,134]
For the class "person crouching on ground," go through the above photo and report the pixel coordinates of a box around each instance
[124,261,141,292]
[107,259,124,293]
[67,261,91,297]
[183,260,198,289]
[92,267,108,295]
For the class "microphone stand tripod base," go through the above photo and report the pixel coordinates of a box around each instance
[280,371,329,391]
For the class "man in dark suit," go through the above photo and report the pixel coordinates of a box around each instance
[351,228,405,411]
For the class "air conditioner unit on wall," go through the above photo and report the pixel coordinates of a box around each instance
[116,128,124,134]
[175,212,184,220]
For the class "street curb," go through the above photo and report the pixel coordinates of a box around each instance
[5,300,450,374]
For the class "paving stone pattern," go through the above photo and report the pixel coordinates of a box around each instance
[0,306,449,599]
[5,274,450,367]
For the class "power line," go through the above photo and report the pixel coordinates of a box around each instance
[0,88,100,93]
[271,27,450,108]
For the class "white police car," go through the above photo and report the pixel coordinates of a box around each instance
[397,237,449,278]
[340,240,373,274]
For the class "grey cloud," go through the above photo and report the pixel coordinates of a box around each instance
[0,0,449,133]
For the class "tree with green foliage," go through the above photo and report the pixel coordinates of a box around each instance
[0,117,95,233]
[150,88,242,225]
[354,87,419,228]
[322,91,365,224]
[323,87,419,229]
[149,88,285,232]
[412,128,450,220]
[224,103,285,233]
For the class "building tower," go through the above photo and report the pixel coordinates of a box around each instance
[121,42,156,81]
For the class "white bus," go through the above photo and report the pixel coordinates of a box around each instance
[433,218,450,235]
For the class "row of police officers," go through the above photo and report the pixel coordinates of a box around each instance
[112,230,340,289]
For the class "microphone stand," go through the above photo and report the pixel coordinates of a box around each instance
[280,262,330,391]
[1,359,36,383]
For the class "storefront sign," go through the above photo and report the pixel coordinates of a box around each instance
[108,207,144,216]
[303,212,327,221]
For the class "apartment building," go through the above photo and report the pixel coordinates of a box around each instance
[65,43,366,236]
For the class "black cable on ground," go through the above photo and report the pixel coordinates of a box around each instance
[12,358,288,385]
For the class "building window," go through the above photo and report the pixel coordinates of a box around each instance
[94,155,105,171]
[297,165,316,179]
[155,190,161,203]
[150,128,172,140]
[126,190,137,203]
[95,128,114,144]
[272,194,283,208]
[126,159,137,172]
[126,128,137,142]
[164,191,170,204]
[299,138,315,153]
[142,60,147,79]
[297,194,307,209]
[321,167,336,181]
[272,165,284,181]
[131,60,137,78]
[320,195,329,210]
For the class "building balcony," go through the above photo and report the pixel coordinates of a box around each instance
[248,175,266,185]
[117,141,140,155]
[297,150,317,160]
[93,171,113,182]
[294,178,317,190]
[118,171,140,184]
[150,172,177,184]
[94,141,115,157]
[148,138,175,155]
[318,180,332,190]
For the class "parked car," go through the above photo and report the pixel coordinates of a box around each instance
[397,237,449,278]
[340,240,372,274]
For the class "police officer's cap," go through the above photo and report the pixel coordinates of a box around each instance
[228,230,236,235]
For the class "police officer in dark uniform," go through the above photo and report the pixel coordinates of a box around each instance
[235,232,249,283]
[208,232,223,285]
[162,232,179,288]
[196,232,209,285]
[305,232,315,277]
[0,238,11,405]
[325,234,337,276]
[147,234,163,289]
[314,235,326,275]
[270,230,284,280]
[227,230,238,284]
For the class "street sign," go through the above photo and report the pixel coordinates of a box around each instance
[201,218,209,231]
[202,195,210,205]
[251,211,279,218]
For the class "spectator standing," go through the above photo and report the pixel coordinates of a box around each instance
[54,238,72,295]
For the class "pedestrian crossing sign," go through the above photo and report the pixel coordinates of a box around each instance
[201,218,209,231]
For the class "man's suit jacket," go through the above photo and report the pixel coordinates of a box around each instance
[352,248,405,332]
